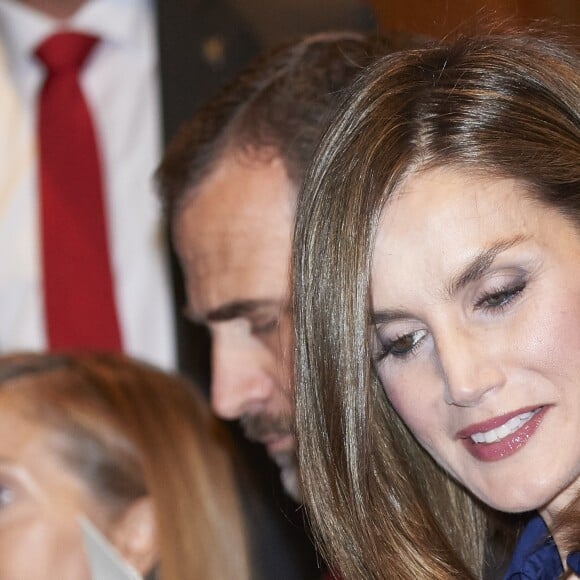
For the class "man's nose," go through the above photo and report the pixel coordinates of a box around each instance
[436,327,506,407]
[210,338,277,420]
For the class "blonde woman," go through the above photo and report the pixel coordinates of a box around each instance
[0,352,249,579]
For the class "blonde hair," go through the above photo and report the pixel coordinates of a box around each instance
[0,352,250,580]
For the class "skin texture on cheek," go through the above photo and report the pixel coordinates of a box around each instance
[0,515,92,580]
[0,472,99,580]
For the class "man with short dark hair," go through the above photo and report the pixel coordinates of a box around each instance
[158,31,422,507]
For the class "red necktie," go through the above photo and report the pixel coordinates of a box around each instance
[36,32,123,351]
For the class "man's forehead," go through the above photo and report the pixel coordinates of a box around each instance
[185,237,290,311]
[185,151,295,213]
[177,202,293,280]
[175,152,296,321]
[175,154,295,241]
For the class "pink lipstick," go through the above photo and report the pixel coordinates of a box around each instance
[457,406,548,462]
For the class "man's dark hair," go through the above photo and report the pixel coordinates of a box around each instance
[157,30,424,218]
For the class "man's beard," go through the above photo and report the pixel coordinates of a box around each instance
[271,447,301,502]
[240,412,301,502]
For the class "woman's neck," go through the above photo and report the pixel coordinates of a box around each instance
[540,482,580,574]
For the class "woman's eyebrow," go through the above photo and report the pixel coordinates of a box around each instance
[371,234,531,325]
[371,307,412,325]
[445,234,530,298]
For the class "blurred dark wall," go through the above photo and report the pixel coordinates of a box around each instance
[369,0,579,37]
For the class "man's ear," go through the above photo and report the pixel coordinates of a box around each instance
[110,496,159,576]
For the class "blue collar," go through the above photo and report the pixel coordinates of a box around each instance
[504,515,580,580]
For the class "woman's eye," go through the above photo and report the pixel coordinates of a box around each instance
[378,329,427,360]
[476,282,526,311]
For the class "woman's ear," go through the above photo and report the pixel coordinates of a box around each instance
[110,496,158,576]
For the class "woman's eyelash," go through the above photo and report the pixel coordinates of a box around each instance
[375,329,426,362]
[474,281,526,312]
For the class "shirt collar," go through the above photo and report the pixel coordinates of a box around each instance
[0,0,154,69]
[504,515,579,580]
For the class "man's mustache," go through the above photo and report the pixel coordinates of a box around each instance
[240,413,293,442]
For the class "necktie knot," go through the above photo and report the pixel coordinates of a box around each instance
[35,32,98,75]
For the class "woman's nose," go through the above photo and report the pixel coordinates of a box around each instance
[435,327,506,407]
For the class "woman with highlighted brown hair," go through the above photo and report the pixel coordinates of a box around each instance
[293,26,580,580]
[0,352,250,580]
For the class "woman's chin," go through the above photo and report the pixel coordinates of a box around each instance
[472,480,568,516]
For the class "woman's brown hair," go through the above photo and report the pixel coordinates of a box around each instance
[0,352,249,580]
[293,25,579,579]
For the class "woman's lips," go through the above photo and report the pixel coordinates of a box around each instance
[457,406,548,462]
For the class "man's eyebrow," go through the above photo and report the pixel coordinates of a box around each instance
[445,234,530,298]
[202,299,281,323]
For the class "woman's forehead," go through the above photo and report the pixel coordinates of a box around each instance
[377,167,520,242]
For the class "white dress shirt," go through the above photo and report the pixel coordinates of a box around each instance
[0,0,176,369]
